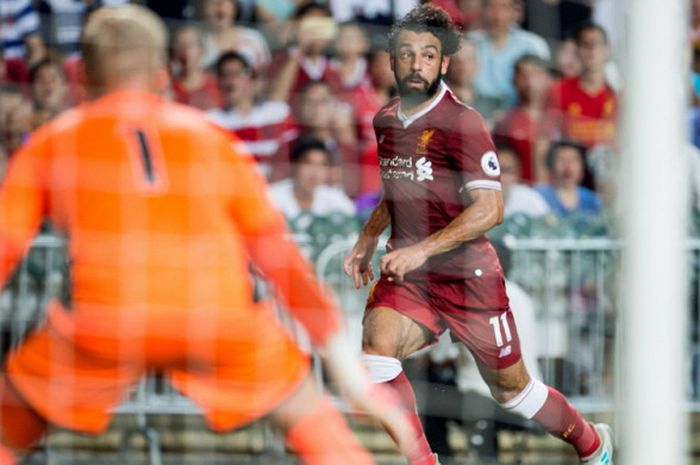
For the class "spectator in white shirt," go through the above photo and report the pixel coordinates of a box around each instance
[268,135,356,220]
[497,144,550,217]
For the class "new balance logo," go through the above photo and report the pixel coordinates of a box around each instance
[416,157,433,181]
[498,345,512,358]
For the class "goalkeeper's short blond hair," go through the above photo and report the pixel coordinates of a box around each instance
[81,4,167,92]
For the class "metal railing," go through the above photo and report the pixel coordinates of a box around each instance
[8,233,700,457]
[504,237,621,413]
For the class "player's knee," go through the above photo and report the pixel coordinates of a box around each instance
[486,371,531,404]
[361,323,405,358]
[362,337,401,358]
[489,382,524,404]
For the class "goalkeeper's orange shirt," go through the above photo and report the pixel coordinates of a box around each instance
[0,90,340,352]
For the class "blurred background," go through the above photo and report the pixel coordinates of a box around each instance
[0,0,696,463]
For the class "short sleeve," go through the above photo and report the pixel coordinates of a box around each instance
[449,108,501,192]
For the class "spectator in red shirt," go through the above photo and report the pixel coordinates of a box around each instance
[331,22,371,91]
[331,22,380,151]
[537,22,617,185]
[353,47,398,201]
[0,49,29,87]
[428,0,482,31]
[207,51,296,180]
[492,54,552,184]
[269,3,342,105]
[171,25,221,111]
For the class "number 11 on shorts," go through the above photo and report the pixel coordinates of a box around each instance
[489,313,512,347]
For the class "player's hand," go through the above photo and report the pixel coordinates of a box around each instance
[343,234,379,289]
[380,245,428,282]
[320,332,416,455]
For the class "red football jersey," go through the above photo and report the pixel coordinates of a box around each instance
[207,101,296,179]
[374,82,505,282]
[542,76,617,148]
[493,107,537,184]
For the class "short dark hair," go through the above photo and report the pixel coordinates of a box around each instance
[495,142,516,154]
[299,79,331,97]
[387,4,461,57]
[290,135,333,165]
[29,58,66,85]
[545,140,586,171]
[215,51,252,78]
[494,143,518,162]
[292,1,331,19]
[575,21,609,46]
[514,53,550,73]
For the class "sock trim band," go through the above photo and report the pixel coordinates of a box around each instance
[500,378,549,419]
[362,354,402,383]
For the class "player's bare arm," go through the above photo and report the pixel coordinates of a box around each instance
[343,198,390,288]
[380,188,504,282]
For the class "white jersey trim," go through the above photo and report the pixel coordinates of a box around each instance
[397,81,448,129]
[301,55,328,81]
[461,180,502,192]
[244,139,279,156]
[207,101,289,129]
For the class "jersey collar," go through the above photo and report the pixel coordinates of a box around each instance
[397,80,448,129]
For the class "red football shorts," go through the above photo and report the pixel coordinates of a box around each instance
[365,273,522,369]
[5,300,309,434]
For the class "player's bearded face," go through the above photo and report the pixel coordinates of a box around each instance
[395,68,443,106]
[392,31,447,108]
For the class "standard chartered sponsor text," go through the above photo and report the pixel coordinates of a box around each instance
[380,154,415,180]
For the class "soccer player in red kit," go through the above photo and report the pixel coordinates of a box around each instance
[343,5,614,465]
[0,5,414,465]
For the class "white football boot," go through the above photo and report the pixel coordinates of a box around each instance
[580,423,613,465]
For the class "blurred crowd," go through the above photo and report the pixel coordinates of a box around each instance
[1,0,697,243]
[3,4,696,463]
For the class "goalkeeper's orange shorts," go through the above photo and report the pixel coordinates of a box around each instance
[4,300,310,434]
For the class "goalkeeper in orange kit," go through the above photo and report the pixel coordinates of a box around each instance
[0,5,414,465]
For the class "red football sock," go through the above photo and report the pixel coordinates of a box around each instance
[533,387,600,457]
[385,372,435,465]
[286,396,374,465]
